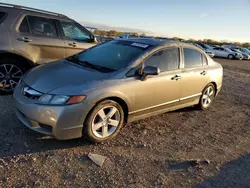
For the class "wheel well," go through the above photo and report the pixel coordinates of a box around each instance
[96,97,129,123]
[210,82,217,93]
[0,52,34,70]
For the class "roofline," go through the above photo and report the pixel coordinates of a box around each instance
[0,2,68,18]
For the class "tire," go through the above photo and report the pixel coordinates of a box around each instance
[83,100,124,143]
[197,83,216,110]
[0,58,26,94]
[227,54,234,60]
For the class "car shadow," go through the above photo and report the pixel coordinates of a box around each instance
[169,106,200,113]
[196,153,250,188]
[0,131,94,158]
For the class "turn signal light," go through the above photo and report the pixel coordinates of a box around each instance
[66,96,86,104]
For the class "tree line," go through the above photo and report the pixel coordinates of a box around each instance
[93,29,250,48]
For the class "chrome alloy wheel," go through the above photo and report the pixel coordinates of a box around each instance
[91,106,121,138]
[0,64,23,92]
[202,86,214,108]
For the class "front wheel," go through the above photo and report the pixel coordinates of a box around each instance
[83,100,124,143]
[227,54,234,60]
[197,84,216,110]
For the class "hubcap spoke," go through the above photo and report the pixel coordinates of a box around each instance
[7,65,14,74]
[109,119,119,127]
[93,122,103,131]
[11,70,21,77]
[98,109,106,120]
[102,125,108,137]
[0,72,4,78]
[209,90,213,96]
[107,107,117,118]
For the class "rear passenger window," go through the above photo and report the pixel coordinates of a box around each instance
[27,16,57,37]
[144,48,180,72]
[19,17,29,33]
[183,48,203,68]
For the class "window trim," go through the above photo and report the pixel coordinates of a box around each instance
[142,47,181,73]
[182,47,207,69]
[18,15,60,39]
[59,20,94,43]
[19,16,30,34]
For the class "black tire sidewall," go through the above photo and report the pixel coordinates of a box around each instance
[198,84,215,110]
[228,54,234,60]
[83,100,124,143]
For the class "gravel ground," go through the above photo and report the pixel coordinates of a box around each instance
[1,58,250,188]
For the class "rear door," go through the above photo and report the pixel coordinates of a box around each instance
[11,14,65,64]
[57,20,96,57]
[179,47,209,104]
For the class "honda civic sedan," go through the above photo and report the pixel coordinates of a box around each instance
[14,38,223,142]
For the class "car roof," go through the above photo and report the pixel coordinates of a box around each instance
[116,38,186,47]
[0,2,71,20]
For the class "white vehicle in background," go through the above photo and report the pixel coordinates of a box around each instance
[230,48,250,60]
[211,47,243,60]
[193,43,215,57]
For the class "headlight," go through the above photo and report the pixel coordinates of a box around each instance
[37,95,86,105]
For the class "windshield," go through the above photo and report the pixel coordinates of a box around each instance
[241,48,250,53]
[76,40,151,70]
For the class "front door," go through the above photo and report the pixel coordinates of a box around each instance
[129,47,182,116]
[58,20,96,57]
[11,14,65,64]
[179,48,209,103]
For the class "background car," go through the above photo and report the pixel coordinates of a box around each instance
[211,47,242,60]
[193,43,215,57]
[0,3,97,94]
[230,48,250,60]
[14,39,223,142]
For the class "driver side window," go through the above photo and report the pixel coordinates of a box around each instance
[144,48,180,72]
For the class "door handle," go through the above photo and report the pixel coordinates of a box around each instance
[68,42,77,47]
[171,75,182,81]
[200,70,207,75]
[17,37,32,42]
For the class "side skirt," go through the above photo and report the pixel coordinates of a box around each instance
[127,97,200,123]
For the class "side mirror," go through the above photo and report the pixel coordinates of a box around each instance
[141,66,160,81]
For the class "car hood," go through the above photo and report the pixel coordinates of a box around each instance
[24,59,110,94]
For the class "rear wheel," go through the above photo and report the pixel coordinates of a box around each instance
[83,100,124,143]
[227,54,234,60]
[197,84,216,110]
[0,59,24,94]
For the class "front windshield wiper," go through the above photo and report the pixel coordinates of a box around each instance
[67,55,115,73]
[77,61,115,73]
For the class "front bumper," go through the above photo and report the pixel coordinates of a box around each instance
[13,84,91,140]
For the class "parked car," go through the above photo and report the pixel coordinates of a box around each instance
[235,48,250,55]
[14,38,223,142]
[116,34,139,39]
[193,43,215,57]
[211,47,242,60]
[0,3,97,94]
[230,48,250,60]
